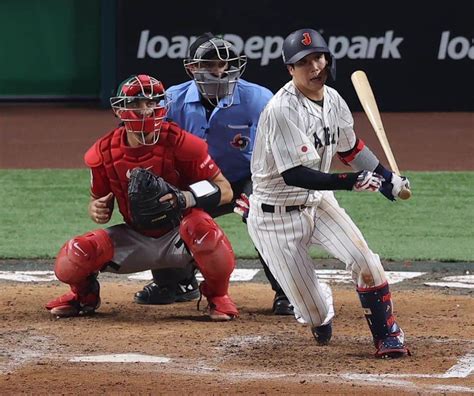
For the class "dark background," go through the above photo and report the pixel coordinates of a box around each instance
[0,0,472,111]
[115,1,473,111]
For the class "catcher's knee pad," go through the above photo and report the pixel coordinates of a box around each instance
[54,229,114,285]
[179,209,235,296]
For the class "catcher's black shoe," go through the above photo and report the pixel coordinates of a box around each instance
[311,321,333,346]
[134,278,200,305]
[272,293,294,315]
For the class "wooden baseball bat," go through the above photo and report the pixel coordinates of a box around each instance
[351,70,411,200]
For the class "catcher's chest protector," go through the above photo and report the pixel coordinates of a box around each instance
[99,126,182,219]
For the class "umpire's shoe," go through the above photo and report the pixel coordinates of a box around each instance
[311,321,333,346]
[134,278,200,305]
[272,293,294,316]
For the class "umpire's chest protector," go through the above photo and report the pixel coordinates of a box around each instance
[89,124,185,218]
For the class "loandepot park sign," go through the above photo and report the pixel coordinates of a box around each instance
[137,30,473,65]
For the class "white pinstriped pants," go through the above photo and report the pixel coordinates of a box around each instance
[247,191,387,328]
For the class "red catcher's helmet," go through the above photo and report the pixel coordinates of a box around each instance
[110,75,168,145]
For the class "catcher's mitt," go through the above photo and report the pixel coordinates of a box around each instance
[128,168,186,230]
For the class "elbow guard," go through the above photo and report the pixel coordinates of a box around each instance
[189,180,221,212]
[338,138,379,171]
[338,138,365,165]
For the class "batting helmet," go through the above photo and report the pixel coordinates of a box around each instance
[282,29,336,80]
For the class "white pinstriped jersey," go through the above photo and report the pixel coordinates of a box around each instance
[251,81,356,206]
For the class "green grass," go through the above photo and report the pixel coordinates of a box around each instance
[0,170,473,261]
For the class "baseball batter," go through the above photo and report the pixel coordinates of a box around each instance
[45,74,238,321]
[247,29,411,358]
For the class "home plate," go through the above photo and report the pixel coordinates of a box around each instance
[69,353,170,363]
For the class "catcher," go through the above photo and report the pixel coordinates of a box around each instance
[45,74,238,321]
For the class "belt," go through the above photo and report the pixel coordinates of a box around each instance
[261,203,304,213]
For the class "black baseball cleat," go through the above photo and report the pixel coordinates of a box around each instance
[272,293,294,316]
[134,278,200,305]
[311,321,333,346]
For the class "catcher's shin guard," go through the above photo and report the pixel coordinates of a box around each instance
[180,209,235,296]
[54,229,114,287]
[357,282,410,358]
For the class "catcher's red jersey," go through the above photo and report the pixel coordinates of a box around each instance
[84,121,221,235]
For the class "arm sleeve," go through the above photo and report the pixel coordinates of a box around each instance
[282,165,359,191]
[338,138,380,171]
[267,103,321,173]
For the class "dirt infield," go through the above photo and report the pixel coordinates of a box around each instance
[1,106,473,394]
[0,281,473,394]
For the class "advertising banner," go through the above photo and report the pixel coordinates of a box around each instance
[116,1,472,111]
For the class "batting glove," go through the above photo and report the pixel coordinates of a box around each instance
[233,193,250,223]
[380,174,410,201]
[353,170,384,192]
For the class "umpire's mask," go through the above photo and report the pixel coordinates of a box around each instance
[184,34,247,108]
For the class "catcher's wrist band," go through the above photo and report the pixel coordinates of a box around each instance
[184,191,197,208]
[188,180,221,211]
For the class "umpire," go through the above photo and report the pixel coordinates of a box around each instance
[133,33,294,316]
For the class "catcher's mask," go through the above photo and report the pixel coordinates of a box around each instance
[110,74,168,145]
[282,28,336,81]
[184,33,247,108]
